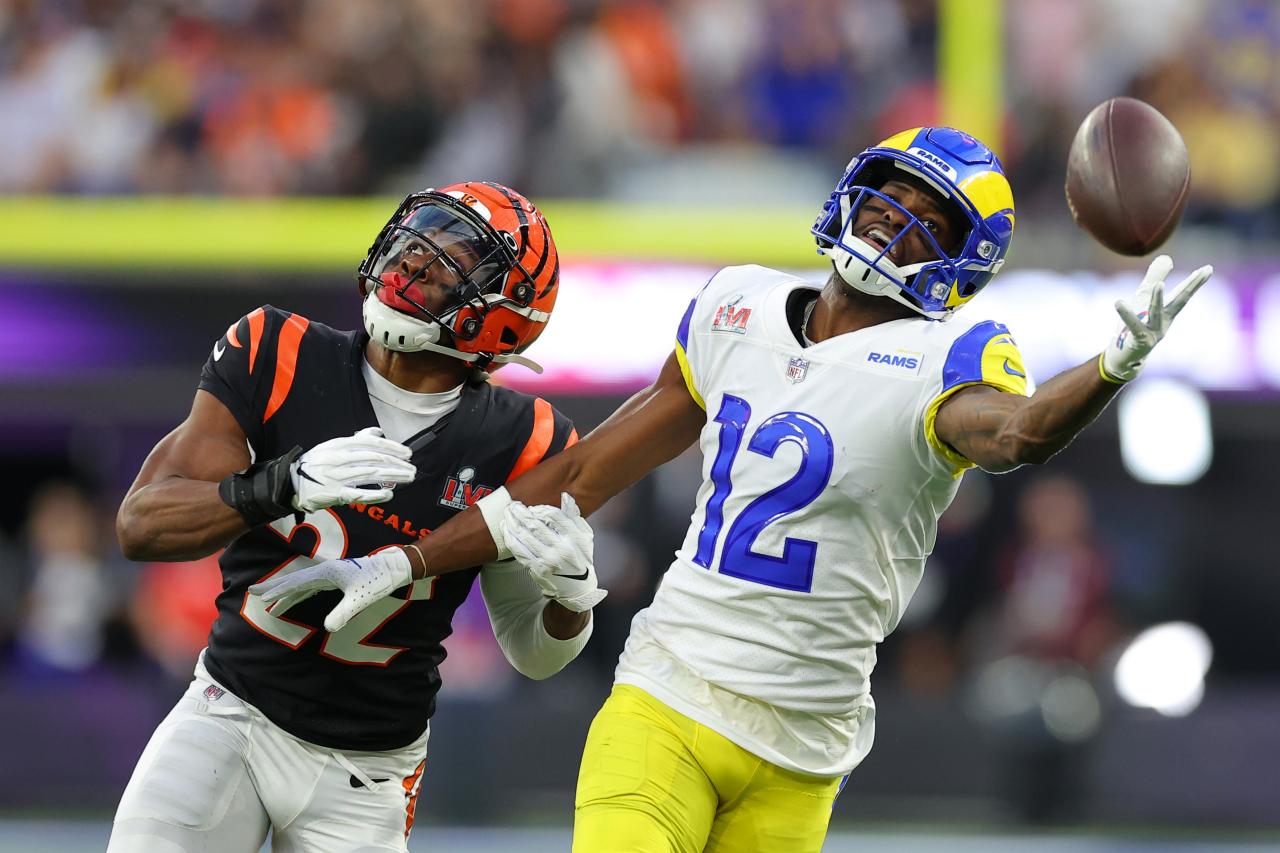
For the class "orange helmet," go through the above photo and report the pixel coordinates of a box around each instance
[358,181,559,372]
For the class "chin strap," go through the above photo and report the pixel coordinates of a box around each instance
[363,293,544,373]
[411,338,544,374]
[489,351,544,373]
[827,236,951,321]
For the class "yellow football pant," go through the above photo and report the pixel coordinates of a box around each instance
[574,685,844,853]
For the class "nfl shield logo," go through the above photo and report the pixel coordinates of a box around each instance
[786,356,809,384]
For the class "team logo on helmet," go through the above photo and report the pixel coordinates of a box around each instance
[446,190,492,221]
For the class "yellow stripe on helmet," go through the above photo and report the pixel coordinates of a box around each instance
[957,170,1016,230]
[944,284,974,309]
[876,127,925,152]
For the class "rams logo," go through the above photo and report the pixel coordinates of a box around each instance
[907,147,958,181]
[866,350,923,375]
[867,352,919,368]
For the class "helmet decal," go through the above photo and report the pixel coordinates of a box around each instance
[445,189,493,221]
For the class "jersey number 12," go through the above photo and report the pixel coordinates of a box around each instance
[692,393,833,592]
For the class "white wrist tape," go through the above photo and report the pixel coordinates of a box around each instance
[475,486,514,561]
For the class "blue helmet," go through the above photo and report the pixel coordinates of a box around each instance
[812,126,1016,320]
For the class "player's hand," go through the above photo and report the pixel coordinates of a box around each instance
[291,426,416,513]
[249,548,413,632]
[502,493,607,613]
[1101,255,1213,383]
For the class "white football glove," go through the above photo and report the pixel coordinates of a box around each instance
[1100,255,1213,383]
[291,426,416,513]
[502,493,607,613]
[249,547,413,633]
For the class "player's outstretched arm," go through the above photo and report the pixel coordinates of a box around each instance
[935,255,1212,473]
[117,390,257,561]
[407,350,706,579]
[933,361,1120,473]
[118,391,417,562]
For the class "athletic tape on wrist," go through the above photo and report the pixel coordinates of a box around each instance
[475,486,514,561]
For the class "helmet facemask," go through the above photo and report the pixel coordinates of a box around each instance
[358,195,516,353]
[816,161,972,316]
[814,145,1010,320]
[358,185,558,372]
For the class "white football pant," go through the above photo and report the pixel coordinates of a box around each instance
[108,658,429,853]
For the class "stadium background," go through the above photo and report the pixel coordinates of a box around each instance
[1,0,1278,850]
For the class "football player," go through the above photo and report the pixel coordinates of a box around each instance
[109,183,606,852]
[255,128,1213,852]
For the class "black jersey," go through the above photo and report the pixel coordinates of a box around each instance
[196,305,576,751]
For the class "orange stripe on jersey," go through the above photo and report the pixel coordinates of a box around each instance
[224,319,242,348]
[566,427,579,447]
[402,758,427,838]
[246,307,266,374]
[507,397,554,482]
[262,314,310,423]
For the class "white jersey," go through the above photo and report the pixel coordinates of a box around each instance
[614,265,1029,777]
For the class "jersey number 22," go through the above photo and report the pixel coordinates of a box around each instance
[241,510,436,665]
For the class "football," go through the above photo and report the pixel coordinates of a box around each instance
[1064,97,1191,256]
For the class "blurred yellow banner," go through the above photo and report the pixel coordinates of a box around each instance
[0,197,821,271]
[939,0,1003,157]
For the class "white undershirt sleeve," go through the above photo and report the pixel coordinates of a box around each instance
[479,560,592,680]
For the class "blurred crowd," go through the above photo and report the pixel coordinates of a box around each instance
[0,481,216,684]
[1,0,1278,227]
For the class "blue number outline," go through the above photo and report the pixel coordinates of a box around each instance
[692,394,750,567]
[693,395,834,592]
[721,411,833,591]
